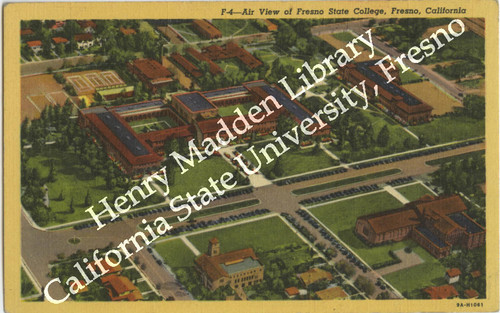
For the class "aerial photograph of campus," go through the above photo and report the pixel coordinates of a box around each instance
[20,17,486,302]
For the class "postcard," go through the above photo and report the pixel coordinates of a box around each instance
[4,1,499,312]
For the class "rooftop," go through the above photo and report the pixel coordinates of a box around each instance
[195,247,261,281]
[423,285,458,299]
[446,268,462,278]
[175,92,216,112]
[316,286,349,300]
[298,268,333,287]
[130,58,173,80]
[220,257,262,275]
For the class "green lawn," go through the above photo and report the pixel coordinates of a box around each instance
[332,32,357,42]
[293,168,401,196]
[127,115,178,128]
[218,102,255,117]
[188,216,304,253]
[170,156,241,197]
[309,191,405,265]
[21,267,38,298]
[136,281,152,293]
[239,144,339,179]
[254,49,278,64]
[398,65,422,85]
[383,245,447,298]
[395,183,433,202]
[26,148,164,226]
[216,58,241,75]
[155,238,196,269]
[211,19,261,37]
[409,116,485,145]
[171,23,203,42]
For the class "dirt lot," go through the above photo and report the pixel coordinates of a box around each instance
[21,74,72,121]
[404,81,463,115]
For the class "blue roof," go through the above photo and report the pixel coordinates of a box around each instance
[357,60,420,106]
[203,86,247,99]
[113,100,165,113]
[260,85,312,121]
[448,213,483,234]
[219,257,261,275]
[97,112,149,157]
[416,226,448,248]
[177,93,215,112]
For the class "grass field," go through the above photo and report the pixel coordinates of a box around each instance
[169,156,241,197]
[171,23,203,42]
[218,102,255,117]
[21,267,38,298]
[188,216,304,253]
[239,144,339,178]
[254,49,278,64]
[129,115,178,133]
[383,245,447,297]
[408,115,484,145]
[293,168,401,195]
[26,148,163,226]
[211,19,262,37]
[155,238,196,269]
[395,183,433,202]
[404,81,462,115]
[309,191,405,265]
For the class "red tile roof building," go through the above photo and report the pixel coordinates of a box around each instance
[298,268,333,287]
[192,19,222,39]
[186,47,224,75]
[120,27,137,35]
[127,58,174,93]
[101,275,143,301]
[284,287,300,298]
[464,289,479,299]
[170,53,202,78]
[194,238,264,291]
[26,40,42,48]
[340,60,433,125]
[202,42,263,69]
[52,37,68,45]
[356,195,485,258]
[79,80,328,176]
[20,28,34,36]
[423,285,459,299]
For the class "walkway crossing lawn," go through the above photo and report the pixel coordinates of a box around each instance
[211,19,261,37]
[395,183,433,202]
[169,156,241,197]
[26,149,164,226]
[218,102,255,117]
[188,216,305,255]
[382,245,447,298]
[309,191,406,266]
[408,116,484,145]
[293,168,401,195]
[239,144,339,179]
[155,239,196,269]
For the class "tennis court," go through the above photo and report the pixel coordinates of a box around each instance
[64,70,126,95]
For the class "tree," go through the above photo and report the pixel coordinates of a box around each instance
[69,197,75,213]
[355,275,375,296]
[57,190,64,201]
[377,125,390,147]
[84,190,92,206]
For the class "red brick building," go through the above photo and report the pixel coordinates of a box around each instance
[356,195,485,258]
[340,60,433,125]
[192,19,222,39]
[127,58,174,93]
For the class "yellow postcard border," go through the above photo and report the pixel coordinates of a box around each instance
[4,1,499,312]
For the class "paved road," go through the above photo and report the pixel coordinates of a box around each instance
[21,55,107,76]
[311,19,465,100]
[21,141,484,301]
